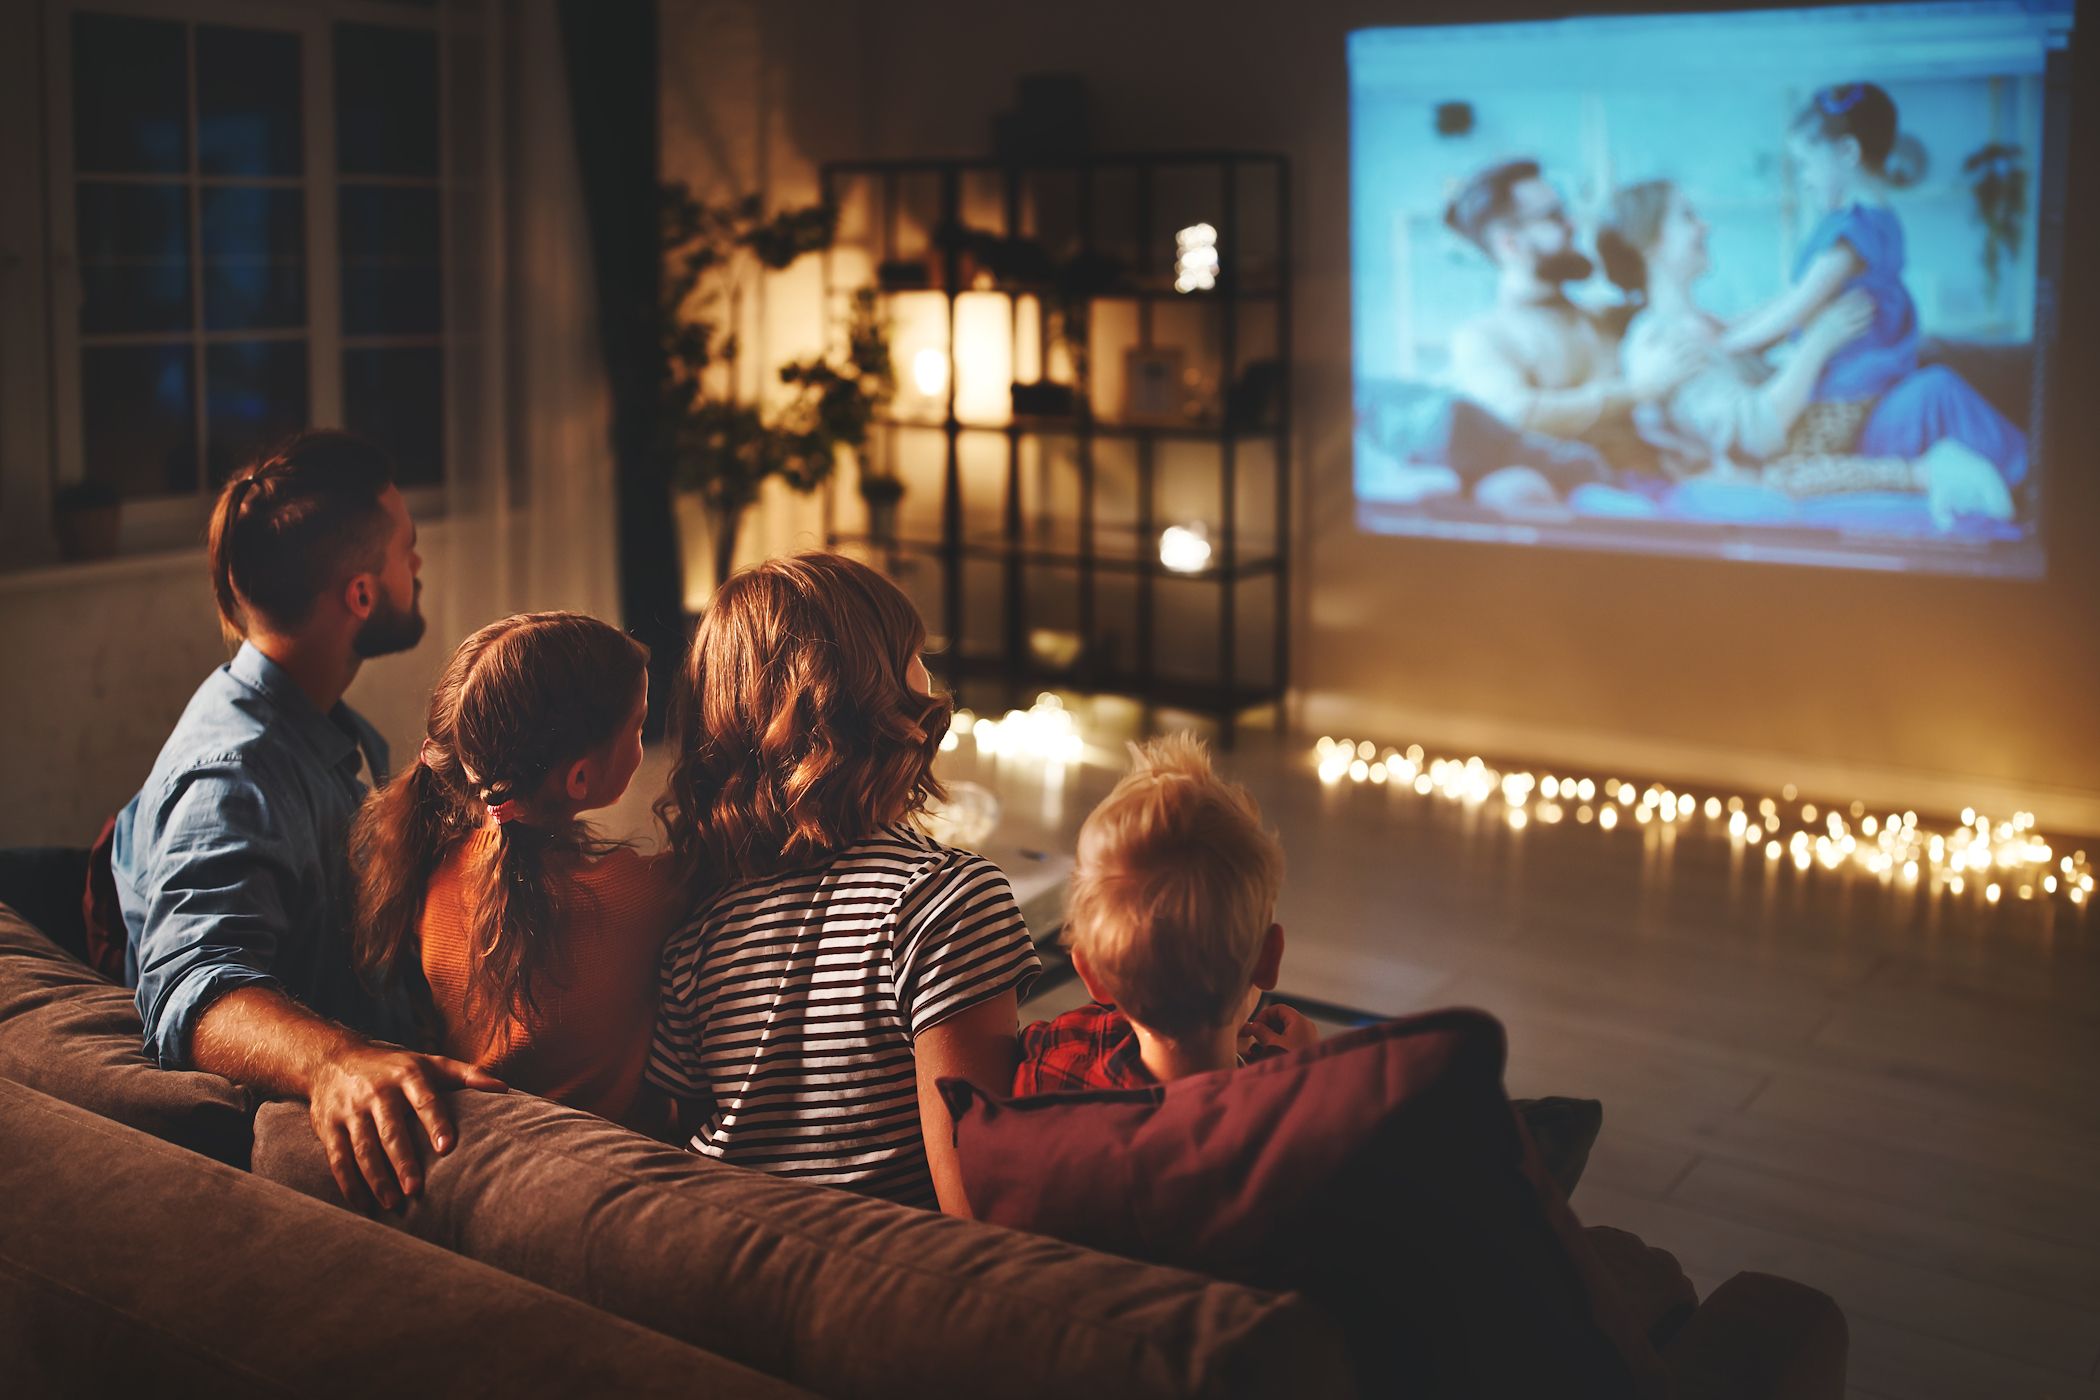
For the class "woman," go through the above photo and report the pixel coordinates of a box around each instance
[1596,179,2014,528]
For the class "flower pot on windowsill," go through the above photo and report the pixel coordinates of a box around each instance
[53,482,121,562]
[860,475,906,545]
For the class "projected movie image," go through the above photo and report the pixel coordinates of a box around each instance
[1349,2,2073,576]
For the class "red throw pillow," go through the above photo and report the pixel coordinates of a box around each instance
[941,1009,1667,1398]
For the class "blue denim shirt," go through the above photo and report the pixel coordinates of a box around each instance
[114,643,410,1068]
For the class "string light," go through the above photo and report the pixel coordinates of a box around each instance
[970,694,1083,762]
[1308,736,2095,910]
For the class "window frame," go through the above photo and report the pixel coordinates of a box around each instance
[32,0,455,562]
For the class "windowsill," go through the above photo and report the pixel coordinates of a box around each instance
[1,487,449,595]
[0,541,208,597]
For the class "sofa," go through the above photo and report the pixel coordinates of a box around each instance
[0,848,1848,1398]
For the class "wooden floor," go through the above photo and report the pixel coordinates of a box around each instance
[954,727,2100,1400]
[609,726,2100,1397]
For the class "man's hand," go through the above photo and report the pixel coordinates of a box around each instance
[307,1046,505,1212]
[1240,1003,1321,1057]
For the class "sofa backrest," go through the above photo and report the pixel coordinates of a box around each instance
[0,1077,809,1399]
[0,902,253,1165]
[253,1089,1357,1400]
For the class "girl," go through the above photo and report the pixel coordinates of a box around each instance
[351,612,676,1133]
[1721,81,2027,487]
[647,553,1040,1215]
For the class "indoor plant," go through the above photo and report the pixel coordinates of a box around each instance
[660,186,894,585]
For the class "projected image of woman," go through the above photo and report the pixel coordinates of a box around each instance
[1598,179,2017,530]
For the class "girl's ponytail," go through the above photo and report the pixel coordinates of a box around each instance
[351,750,476,994]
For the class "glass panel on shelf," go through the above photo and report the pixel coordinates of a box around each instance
[1154,576,1221,684]
[72,13,187,175]
[1232,573,1281,693]
[81,344,197,498]
[1021,565,1084,677]
[196,25,303,176]
[76,181,191,334]
[206,340,310,483]
[889,425,946,543]
[1231,159,1283,293]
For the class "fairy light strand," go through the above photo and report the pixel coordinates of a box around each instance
[1311,737,2094,909]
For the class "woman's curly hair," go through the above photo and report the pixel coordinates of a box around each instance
[656,552,951,892]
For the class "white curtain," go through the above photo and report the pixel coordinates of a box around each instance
[351,0,625,753]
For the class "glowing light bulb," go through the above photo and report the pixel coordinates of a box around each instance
[1704,797,1721,820]
[1159,523,1213,574]
[1764,839,1781,861]
[1174,223,1219,293]
[912,347,950,399]
[1599,805,1619,830]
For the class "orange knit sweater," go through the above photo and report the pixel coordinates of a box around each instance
[419,831,679,1128]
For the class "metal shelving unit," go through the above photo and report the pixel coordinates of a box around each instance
[819,150,1291,740]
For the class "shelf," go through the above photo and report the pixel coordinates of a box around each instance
[932,651,1284,720]
[824,150,1290,175]
[863,280,1283,304]
[829,529,1285,582]
[816,148,1292,743]
[873,413,1283,442]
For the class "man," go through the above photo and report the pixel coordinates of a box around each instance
[1445,159,1700,473]
[114,430,501,1212]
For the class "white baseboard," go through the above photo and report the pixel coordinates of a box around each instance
[1297,690,2100,837]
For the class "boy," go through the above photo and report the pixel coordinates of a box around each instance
[1018,734,1599,1199]
[1018,734,1313,1092]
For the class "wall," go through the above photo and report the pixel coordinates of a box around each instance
[664,0,2100,827]
[0,514,522,847]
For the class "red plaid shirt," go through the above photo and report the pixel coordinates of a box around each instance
[1014,1001,1286,1094]
[1014,1002,1155,1094]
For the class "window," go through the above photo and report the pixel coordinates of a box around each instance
[46,1,453,547]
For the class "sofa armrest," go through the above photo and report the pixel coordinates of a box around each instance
[1664,1272,1847,1400]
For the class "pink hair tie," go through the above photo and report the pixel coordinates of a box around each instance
[485,798,523,825]
[418,739,442,769]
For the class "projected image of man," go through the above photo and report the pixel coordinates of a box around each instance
[1444,160,1701,481]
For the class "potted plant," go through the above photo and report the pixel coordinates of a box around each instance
[53,480,121,561]
[1964,143,2026,298]
[661,186,894,586]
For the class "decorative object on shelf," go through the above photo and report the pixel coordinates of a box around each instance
[858,467,906,545]
[1124,346,1188,424]
[1310,736,2095,912]
[1225,358,1285,431]
[1011,381,1078,418]
[1027,628,1086,671]
[1174,222,1219,293]
[1158,522,1213,574]
[1964,142,2027,297]
[877,259,931,291]
[661,185,894,585]
[52,480,120,562]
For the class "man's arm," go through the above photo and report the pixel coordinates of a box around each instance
[914,991,1023,1219]
[134,769,500,1210]
[1451,319,1699,437]
[193,986,501,1211]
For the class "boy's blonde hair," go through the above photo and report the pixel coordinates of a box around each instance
[1062,734,1284,1037]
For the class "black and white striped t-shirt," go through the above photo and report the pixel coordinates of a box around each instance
[647,824,1041,1209]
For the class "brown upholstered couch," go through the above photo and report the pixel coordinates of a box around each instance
[0,872,1848,1398]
